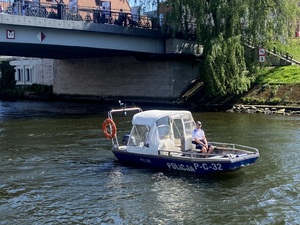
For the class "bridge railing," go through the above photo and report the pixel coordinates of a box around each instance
[0,0,196,40]
[0,1,159,27]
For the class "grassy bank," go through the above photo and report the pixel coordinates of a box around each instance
[240,65,300,106]
[239,38,300,106]
[256,65,300,84]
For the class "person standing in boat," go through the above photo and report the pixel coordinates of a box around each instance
[192,121,214,155]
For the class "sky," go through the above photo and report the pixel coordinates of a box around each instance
[127,0,159,12]
[128,0,139,7]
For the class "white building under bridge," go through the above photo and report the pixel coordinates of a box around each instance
[9,58,53,86]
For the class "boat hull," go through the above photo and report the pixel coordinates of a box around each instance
[112,150,259,175]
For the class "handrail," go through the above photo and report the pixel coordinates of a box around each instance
[243,37,299,66]
[108,107,142,118]
[159,150,258,159]
[158,141,259,157]
[107,104,142,150]
[0,0,196,40]
[210,141,259,153]
[0,1,157,25]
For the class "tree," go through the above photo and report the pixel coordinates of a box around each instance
[142,0,300,96]
[0,60,16,99]
[0,61,15,90]
[200,0,297,96]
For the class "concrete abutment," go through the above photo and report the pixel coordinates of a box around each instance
[53,56,201,103]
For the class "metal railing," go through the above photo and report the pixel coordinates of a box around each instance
[0,1,159,28]
[0,1,196,40]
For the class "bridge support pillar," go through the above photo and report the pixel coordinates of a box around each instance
[53,56,200,103]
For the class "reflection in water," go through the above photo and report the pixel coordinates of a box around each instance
[0,101,300,224]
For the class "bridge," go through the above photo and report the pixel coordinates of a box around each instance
[0,1,203,103]
[0,1,201,59]
[0,13,167,59]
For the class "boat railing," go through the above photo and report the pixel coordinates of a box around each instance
[158,141,259,158]
[210,142,259,153]
[107,104,142,150]
[159,149,209,158]
[159,149,258,159]
[108,106,142,119]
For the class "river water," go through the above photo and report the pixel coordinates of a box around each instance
[0,100,299,225]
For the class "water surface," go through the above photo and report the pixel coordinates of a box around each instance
[0,101,299,224]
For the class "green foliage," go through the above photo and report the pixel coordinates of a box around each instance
[0,61,52,99]
[256,65,300,84]
[202,35,252,95]
[0,62,19,99]
[241,96,283,105]
[268,97,282,105]
[0,61,16,90]
[241,97,266,105]
[161,0,300,96]
[25,84,53,94]
[274,38,300,62]
[285,47,300,62]
[0,61,17,99]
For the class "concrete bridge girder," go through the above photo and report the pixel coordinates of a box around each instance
[0,14,203,59]
[0,14,165,59]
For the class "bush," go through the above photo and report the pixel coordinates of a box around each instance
[0,61,17,99]
[267,98,282,105]
[241,97,265,105]
[25,84,53,94]
[0,61,15,90]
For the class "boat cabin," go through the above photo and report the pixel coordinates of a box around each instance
[124,110,195,155]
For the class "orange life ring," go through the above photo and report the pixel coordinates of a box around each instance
[102,118,117,139]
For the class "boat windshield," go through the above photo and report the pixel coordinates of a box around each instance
[172,119,183,139]
[156,117,171,140]
[184,119,193,136]
[128,124,150,146]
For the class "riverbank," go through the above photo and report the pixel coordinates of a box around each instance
[178,65,300,112]
[239,83,300,106]
[227,104,300,115]
[2,83,299,113]
[227,83,300,115]
[1,74,299,113]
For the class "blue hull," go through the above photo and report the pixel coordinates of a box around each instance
[112,150,259,175]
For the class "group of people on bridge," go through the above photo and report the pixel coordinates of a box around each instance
[0,0,196,40]
[1,0,153,29]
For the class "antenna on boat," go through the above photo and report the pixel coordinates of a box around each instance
[118,100,127,116]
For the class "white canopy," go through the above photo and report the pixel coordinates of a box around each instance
[126,110,195,154]
[132,110,194,127]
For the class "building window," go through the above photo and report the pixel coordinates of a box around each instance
[17,69,22,82]
[26,68,31,82]
[24,67,33,84]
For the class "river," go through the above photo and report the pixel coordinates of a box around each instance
[0,100,299,225]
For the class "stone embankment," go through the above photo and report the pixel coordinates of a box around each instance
[227,104,300,115]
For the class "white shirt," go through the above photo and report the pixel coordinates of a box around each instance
[192,128,205,140]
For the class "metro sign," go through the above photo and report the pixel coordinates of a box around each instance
[6,30,15,39]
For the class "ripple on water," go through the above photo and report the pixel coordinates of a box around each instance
[1,102,300,225]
